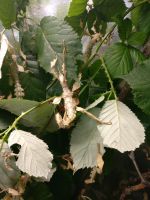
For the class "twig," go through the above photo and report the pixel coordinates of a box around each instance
[87,24,116,65]
[81,195,93,200]
[84,0,148,67]
[79,64,102,96]
[129,151,146,183]
[120,183,150,200]
[83,33,101,63]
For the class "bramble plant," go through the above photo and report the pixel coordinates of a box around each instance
[0,0,150,199]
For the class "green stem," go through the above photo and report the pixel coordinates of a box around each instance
[81,0,148,98]
[100,90,111,97]
[84,0,148,67]
[79,65,102,96]
[0,96,56,138]
[100,57,117,100]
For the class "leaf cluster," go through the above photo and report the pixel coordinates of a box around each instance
[0,0,150,199]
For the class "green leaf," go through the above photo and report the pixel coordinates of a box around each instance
[0,0,17,28]
[117,18,132,42]
[70,108,105,170]
[16,0,29,12]
[129,46,145,66]
[104,43,145,78]
[21,26,38,55]
[122,59,150,114]
[36,16,82,82]
[0,99,57,132]
[128,32,147,46]
[104,43,132,78]
[68,0,88,17]
[47,81,62,97]
[89,60,108,90]
[0,110,14,130]
[95,0,126,22]
[24,182,54,200]
[87,9,96,34]
[65,11,87,35]
[19,72,46,101]
[131,3,150,36]
[93,0,105,6]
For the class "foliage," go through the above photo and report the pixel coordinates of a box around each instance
[122,59,150,114]
[0,0,17,28]
[36,16,82,82]
[0,0,150,199]
[68,0,88,17]
[8,130,54,180]
[97,100,145,152]
[71,108,105,170]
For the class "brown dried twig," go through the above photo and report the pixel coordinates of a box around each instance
[129,151,150,185]
[120,183,150,200]
[120,152,150,200]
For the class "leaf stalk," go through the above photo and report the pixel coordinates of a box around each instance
[100,57,117,100]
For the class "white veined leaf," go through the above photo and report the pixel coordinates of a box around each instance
[70,108,105,171]
[8,130,54,181]
[0,34,8,79]
[97,100,145,153]
[86,96,105,111]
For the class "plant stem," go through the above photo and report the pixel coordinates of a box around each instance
[100,57,117,100]
[0,96,56,138]
[84,0,148,66]
[79,65,102,96]
[88,24,116,63]
[129,151,145,183]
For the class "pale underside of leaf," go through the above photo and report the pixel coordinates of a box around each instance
[8,130,54,180]
[97,100,145,152]
[0,34,8,78]
[86,96,105,110]
[71,108,105,170]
